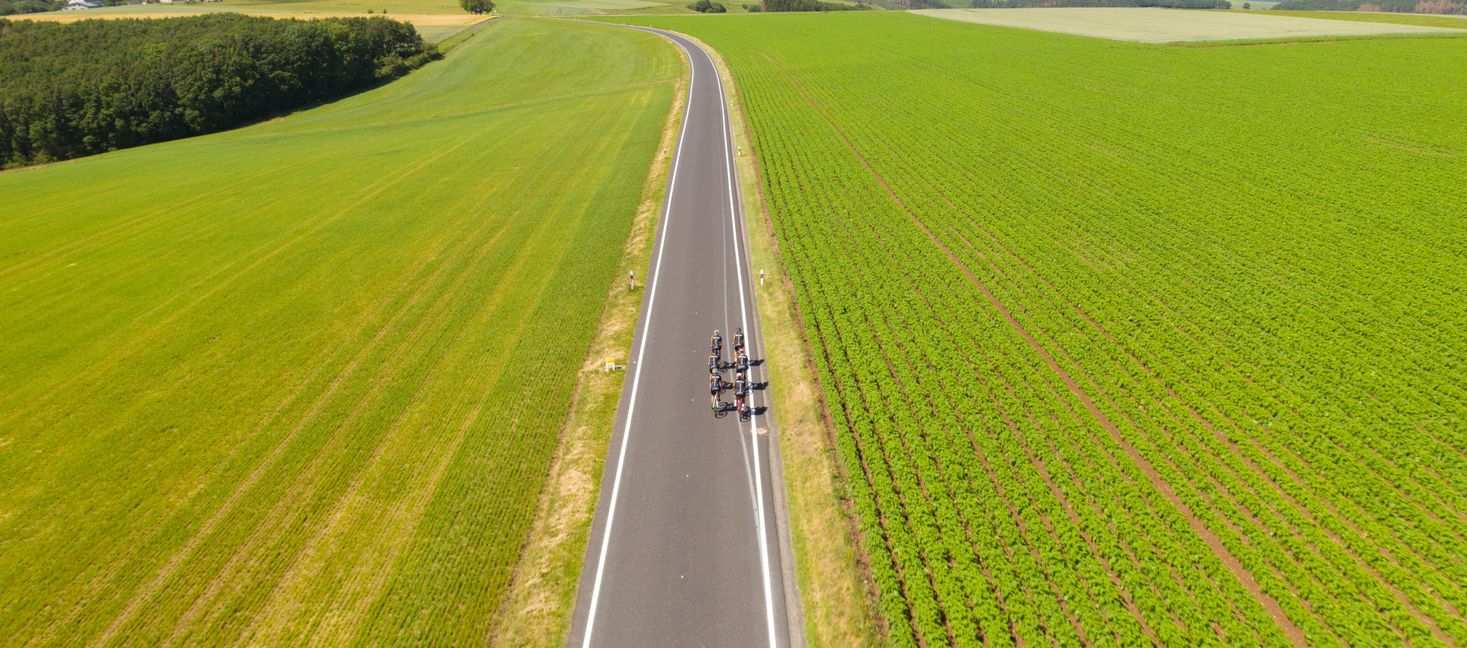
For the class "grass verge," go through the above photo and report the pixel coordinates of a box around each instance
[686,32,881,648]
[490,29,688,647]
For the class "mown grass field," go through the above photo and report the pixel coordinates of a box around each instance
[0,17,677,646]
[614,12,1467,646]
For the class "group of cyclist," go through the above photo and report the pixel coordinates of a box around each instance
[707,328,752,417]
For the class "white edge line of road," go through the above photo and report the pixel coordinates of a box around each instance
[715,42,781,648]
[578,35,696,648]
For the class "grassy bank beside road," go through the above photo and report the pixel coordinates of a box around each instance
[0,17,677,646]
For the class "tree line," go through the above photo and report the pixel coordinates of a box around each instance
[0,14,438,167]
[1,0,59,16]
[759,0,871,11]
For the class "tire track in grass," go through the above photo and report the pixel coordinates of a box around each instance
[939,216,1457,643]
[815,166,1137,644]
[0,147,337,281]
[757,52,1309,648]
[29,193,499,647]
[23,124,535,647]
[887,240,1174,646]
[223,214,558,646]
[229,102,638,645]
[777,95,1153,645]
[832,184,1129,646]
[0,152,356,421]
[172,86,655,643]
[155,203,530,644]
[0,129,488,437]
[88,129,507,648]
[801,61,1448,645]
[866,89,1467,544]
[150,122,598,643]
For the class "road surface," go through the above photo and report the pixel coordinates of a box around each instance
[567,26,799,648]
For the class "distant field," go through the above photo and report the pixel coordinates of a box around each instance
[9,5,489,41]
[912,6,1460,41]
[0,18,677,645]
[220,0,460,15]
[1257,9,1467,28]
[23,0,700,17]
[614,11,1467,646]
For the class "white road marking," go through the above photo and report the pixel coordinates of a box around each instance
[712,42,781,648]
[579,39,697,648]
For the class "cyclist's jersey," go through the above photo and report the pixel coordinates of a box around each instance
[735,380,747,397]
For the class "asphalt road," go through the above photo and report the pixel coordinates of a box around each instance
[566,26,798,648]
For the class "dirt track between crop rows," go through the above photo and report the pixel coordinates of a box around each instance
[756,46,1314,647]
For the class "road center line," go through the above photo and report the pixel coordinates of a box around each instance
[712,41,781,648]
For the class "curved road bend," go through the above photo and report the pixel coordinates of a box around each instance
[567,26,797,648]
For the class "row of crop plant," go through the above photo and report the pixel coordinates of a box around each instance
[616,11,1467,647]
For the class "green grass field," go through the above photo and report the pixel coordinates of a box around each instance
[0,17,677,646]
[614,12,1467,646]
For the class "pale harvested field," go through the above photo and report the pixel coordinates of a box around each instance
[913,7,1461,42]
[12,7,487,29]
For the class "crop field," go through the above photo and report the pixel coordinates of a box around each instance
[0,18,676,646]
[911,7,1460,41]
[616,12,1467,646]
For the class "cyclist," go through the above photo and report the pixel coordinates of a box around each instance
[708,352,720,376]
[735,349,749,374]
[733,327,745,353]
[710,329,722,356]
[709,373,723,409]
[733,374,748,415]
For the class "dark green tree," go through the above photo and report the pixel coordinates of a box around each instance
[459,0,494,13]
[0,15,440,167]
